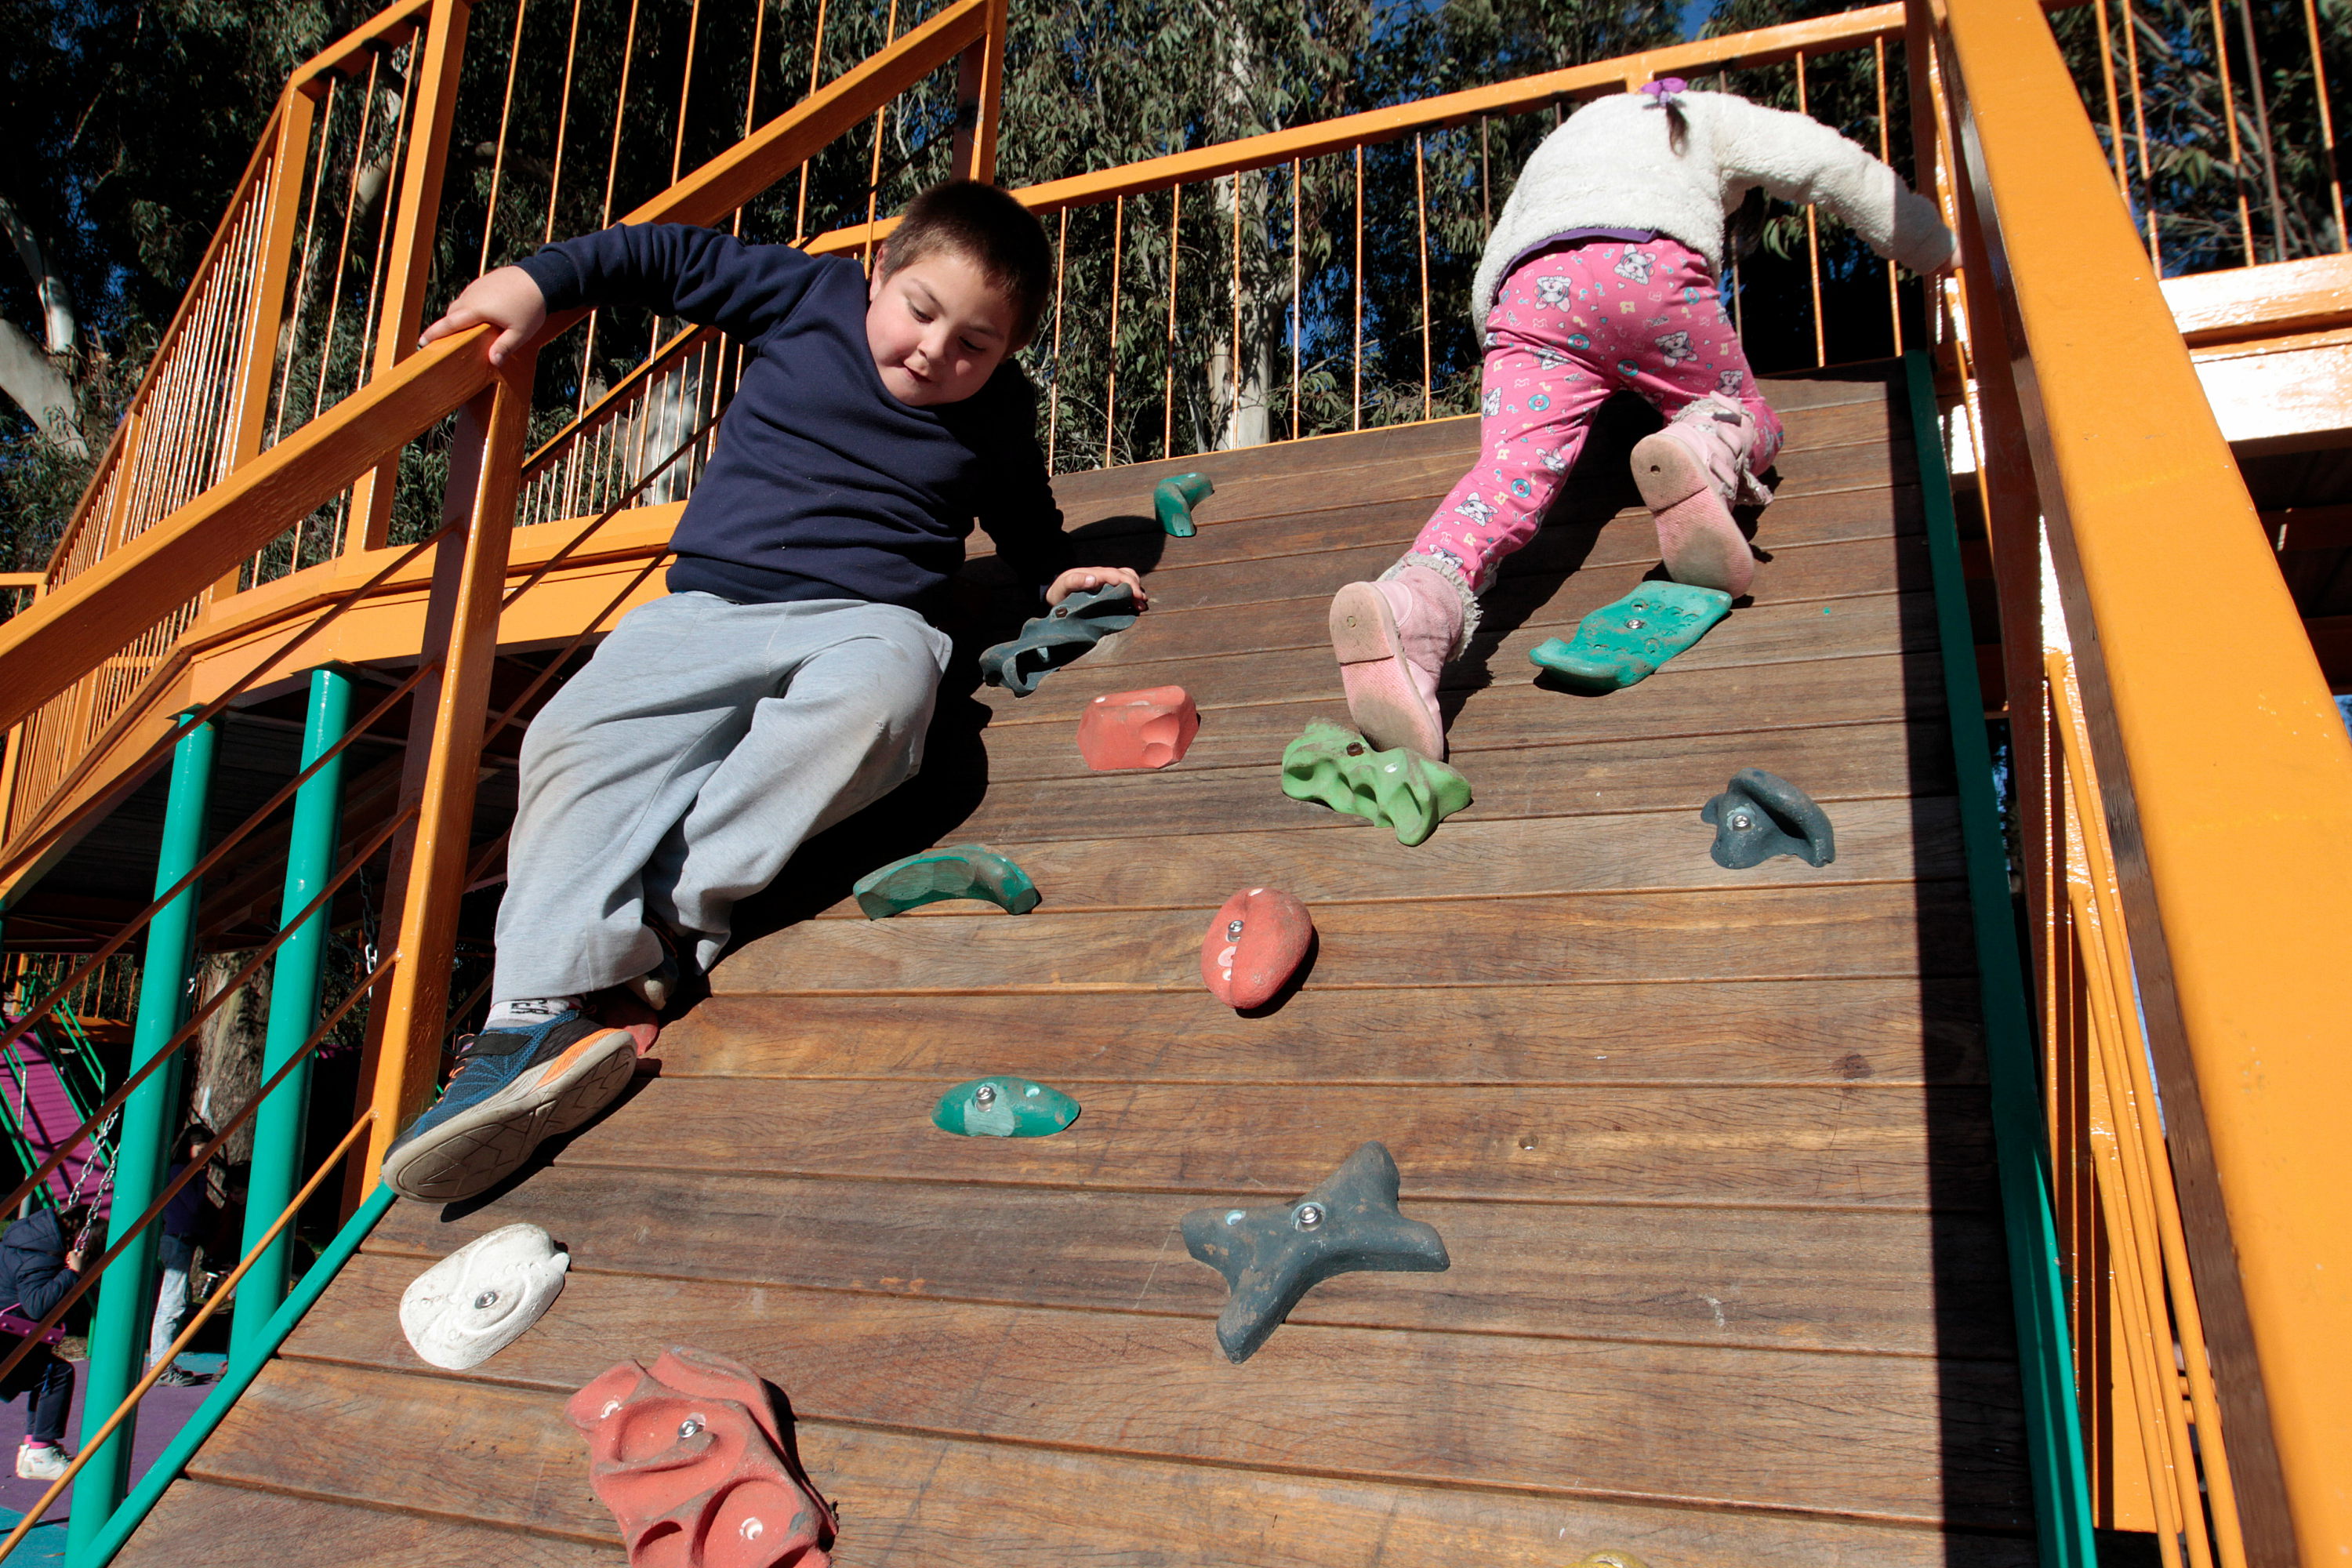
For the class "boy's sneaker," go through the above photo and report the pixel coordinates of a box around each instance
[379,1011,639,1203]
[152,1363,205,1387]
[16,1439,70,1480]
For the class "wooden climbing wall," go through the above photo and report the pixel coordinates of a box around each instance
[121,364,2036,1566]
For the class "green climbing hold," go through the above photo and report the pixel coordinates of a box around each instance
[931,1076,1081,1137]
[1279,720,1472,847]
[1153,472,1214,537]
[1527,582,1732,691]
[854,844,1041,918]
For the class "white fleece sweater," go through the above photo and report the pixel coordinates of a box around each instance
[1471,89,1955,322]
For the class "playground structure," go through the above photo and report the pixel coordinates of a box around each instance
[0,0,2341,1559]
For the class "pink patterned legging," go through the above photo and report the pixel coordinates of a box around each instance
[1411,236,1784,592]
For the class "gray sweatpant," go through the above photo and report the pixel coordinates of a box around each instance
[493,591,952,1001]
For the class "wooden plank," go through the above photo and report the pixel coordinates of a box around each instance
[934,718,1950,844]
[1065,471,1919,573]
[713,880,1973,994]
[368,1163,2015,1356]
[1048,581,1933,692]
[284,1254,2033,1526]
[807,796,1962,916]
[969,543,1937,740]
[549,1076,1997,1210]
[188,1361,2032,1566]
[963,652,1947,782]
[1022,422,1911,555]
[1039,391,1903,528]
[118,1476,622,1566]
[652,976,1989,1087]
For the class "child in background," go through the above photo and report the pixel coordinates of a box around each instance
[0,1202,86,1479]
[382,180,1143,1204]
[1329,79,1955,759]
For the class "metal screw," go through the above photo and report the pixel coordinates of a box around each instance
[1624,618,1646,630]
[1224,1210,1245,1225]
[1293,1203,1326,1230]
[974,1083,997,1108]
[473,1290,499,1309]
[1225,919,1244,940]
[678,1416,705,1439]
[1345,742,1366,757]
[1730,813,1753,830]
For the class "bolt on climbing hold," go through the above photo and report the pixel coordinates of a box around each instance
[1153,471,1214,537]
[1700,768,1836,868]
[1200,886,1315,1011]
[1076,684,1199,770]
[978,583,1140,697]
[1279,720,1472,847]
[1527,581,1732,692]
[931,1075,1081,1137]
[400,1222,569,1371]
[1180,1141,1450,1363]
[853,844,1040,918]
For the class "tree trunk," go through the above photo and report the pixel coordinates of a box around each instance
[192,951,269,1165]
[0,316,87,456]
[0,196,78,354]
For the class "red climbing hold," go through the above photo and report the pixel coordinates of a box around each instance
[568,1345,837,1567]
[1076,685,1199,771]
[1200,886,1314,1010]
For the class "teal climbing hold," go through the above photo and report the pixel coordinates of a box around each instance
[854,844,1041,918]
[978,583,1139,697]
[1153,472,1214,537]
[1279,720,1472,847]
[1527,582,1732,691]
[932,1076,1081,1137]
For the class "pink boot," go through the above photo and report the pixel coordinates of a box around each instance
[1329,561,1466,760]
[1632,396,1767,599]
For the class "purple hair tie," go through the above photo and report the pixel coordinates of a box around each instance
[1639,77,1689,103]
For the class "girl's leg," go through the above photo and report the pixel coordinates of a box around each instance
[1330,256,1613,757]
[1589,239,1783,595]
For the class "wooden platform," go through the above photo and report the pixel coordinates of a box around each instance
[121,366,2037,1566]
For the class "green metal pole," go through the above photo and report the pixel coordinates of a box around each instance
[230,666,353,1365]
[67,713,214,1559]
[1903,352,2098,1568]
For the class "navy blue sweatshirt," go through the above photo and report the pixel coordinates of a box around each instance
[0,1210,78,1319]
[517,225,1073,615]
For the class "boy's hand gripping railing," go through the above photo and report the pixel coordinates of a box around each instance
[1925,0,2352,1559]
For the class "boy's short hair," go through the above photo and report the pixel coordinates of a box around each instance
[880,180,1052,348]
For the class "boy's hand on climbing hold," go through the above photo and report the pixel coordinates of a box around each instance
[1047,566,1147,608]
[419,265,549,367]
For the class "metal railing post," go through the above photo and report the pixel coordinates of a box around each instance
[229,665,354,1363]
[65,712,213,1558]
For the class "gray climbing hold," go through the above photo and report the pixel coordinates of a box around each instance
[978,583,1140,697]
[1179,1141,1450,1363]
[1700,768,1836,868]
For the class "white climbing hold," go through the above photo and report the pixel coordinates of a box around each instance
[400,1221,569,1370]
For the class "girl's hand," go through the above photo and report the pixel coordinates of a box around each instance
[419,265,549,367]
[1046,566,1148,608]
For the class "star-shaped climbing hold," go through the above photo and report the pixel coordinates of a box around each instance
[1180,1142,1450,1363]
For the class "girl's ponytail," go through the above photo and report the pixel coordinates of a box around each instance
[1639,77,1692,154]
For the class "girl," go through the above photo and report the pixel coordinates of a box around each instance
[1329,80,1956,760]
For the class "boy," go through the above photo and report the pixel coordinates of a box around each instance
[383,180,1142,1204]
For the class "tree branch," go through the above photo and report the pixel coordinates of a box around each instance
[0,195,79,355]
